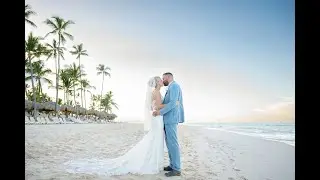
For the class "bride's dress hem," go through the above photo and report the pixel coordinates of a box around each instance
[63,115,165,176]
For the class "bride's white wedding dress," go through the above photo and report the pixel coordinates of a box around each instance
[63,97,165,176]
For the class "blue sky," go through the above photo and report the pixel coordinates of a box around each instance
[25,0,295,121]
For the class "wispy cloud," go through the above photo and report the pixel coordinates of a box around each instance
[220,98,295,123]
[253,108,266,112]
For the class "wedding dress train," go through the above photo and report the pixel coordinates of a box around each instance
[63,115,165,176]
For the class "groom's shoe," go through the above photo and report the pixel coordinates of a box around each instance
[164,166,173,171]
[165,170,181,177]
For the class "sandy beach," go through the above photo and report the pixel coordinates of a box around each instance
[25,123,294,180]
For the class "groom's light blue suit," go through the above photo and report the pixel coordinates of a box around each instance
[160,81,184,172]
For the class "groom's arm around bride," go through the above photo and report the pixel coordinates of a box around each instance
[160,84,180,118]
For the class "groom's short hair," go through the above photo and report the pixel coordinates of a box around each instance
[163,72,173,77]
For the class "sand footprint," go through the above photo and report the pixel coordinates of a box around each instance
[233,167,240,171]
[239,176,248,180]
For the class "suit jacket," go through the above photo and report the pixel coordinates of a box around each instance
[160,81,185,124]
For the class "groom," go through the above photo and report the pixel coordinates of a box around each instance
[153,72,184,177]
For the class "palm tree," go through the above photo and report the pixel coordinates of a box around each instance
[44,16,75,112]
[26,90,53,103]
[96,64,111,111]
[89,94,98,110]
[45,39,66,77]
[33,43,51,102]
[90,94,102,110]
[25,60,52,97]
[25,32,42,118]
[65,63,85,108]
[101,91,118,113]
[70,43,88,107]
[79,79,95,110]
[59,69,74,105]
[25,4,37,27]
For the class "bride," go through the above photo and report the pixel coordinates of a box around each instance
[63,76,166,176]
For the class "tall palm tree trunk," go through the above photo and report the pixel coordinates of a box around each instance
[28,56,37,120]
[55,36,61,114]
[25,83,28,98]
[54,56,58,102]
[84,89,87,119]
[78,57,83,107]
[39,80,45,102]
[66,90,69,105]
[55,58,59,111]
[63,89,66,104]
[73,86,76,106]
[38,79,42,95]
[84,89,87,110]
[100,74,104,112]
[73,84,78,117]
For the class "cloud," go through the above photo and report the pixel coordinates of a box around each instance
[220,98,295,123]
[253,108,266,112]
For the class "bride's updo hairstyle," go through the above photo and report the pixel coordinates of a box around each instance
[148,76,161,89]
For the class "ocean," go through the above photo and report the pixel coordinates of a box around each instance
[184,122,295,146]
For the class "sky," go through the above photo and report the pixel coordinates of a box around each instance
[25,0,295,122]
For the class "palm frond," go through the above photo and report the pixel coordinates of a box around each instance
[25,19,37,27]
[63,32,74,41]
[44,19,58,30]
[62,20,75,29]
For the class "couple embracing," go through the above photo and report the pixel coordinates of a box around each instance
[64,72,185,177]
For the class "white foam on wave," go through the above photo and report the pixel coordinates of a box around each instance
[206,127,295,147]
[182,123,206,127]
